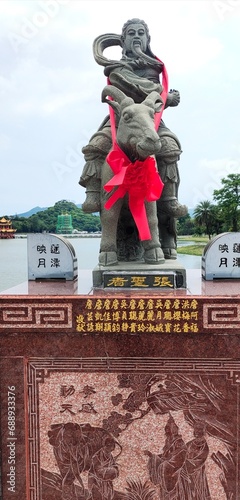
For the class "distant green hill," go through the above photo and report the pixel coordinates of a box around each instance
[13,204,82,218]
[10,200,99,234]
[11,204,193,219]
[15,206,48,218]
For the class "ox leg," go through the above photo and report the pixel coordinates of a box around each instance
[142,202,165,264]
[99,197,123,266]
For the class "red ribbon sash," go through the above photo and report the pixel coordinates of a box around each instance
[154,56,168,129]
[104,55,168,241]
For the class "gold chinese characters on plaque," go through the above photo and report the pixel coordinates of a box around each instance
[76,298,199,334]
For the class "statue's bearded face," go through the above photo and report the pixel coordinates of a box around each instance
[123,23,148,55]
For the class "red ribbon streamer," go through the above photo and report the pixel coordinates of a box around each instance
[104,55,168,240]
[104,145,164,240]
[154,56,168,129]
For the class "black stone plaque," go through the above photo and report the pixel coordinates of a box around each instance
[103,271,184,289]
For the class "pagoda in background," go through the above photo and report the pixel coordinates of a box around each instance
[56,214,73,234]
[0,217,16,239]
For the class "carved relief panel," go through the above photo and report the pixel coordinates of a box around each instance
[26,358,240,500]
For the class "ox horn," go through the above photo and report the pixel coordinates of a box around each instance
[102,85,133,105]
[102,85,134,115]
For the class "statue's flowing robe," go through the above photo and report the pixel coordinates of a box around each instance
[147,435,187,499]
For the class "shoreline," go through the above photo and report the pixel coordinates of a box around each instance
[14,233,102,238]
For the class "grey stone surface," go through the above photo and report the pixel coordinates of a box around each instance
[27,233,78,281]
[202,232,240,280]
[79,19,187,267]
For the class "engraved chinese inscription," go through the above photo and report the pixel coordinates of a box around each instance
[76,298,199,334]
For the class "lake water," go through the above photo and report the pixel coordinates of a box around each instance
[0,237,201,293]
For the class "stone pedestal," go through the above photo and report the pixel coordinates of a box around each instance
[0,273,240,499]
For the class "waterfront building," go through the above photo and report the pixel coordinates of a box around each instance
[56,214,73,234]
[0,217,16,239]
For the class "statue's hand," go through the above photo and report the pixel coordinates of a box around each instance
[134,57,148,69]
[167,89,180,107]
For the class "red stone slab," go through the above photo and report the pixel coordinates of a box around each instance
[1,354,240,500]
[0,358,26,500]
[0,290,240,499]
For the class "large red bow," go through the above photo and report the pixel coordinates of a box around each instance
[104,145,164,240]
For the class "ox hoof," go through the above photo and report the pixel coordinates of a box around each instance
[144,247,165,264]
[99,251,118,266]
[163,248,177,260]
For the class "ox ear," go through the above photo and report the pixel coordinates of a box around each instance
[144,91,164,113]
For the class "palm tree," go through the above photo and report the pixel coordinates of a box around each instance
[193,201,216,238]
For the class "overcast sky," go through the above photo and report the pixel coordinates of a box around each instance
[1,0,240,215]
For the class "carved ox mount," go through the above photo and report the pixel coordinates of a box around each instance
[101,85,163,162]
[99,85,165,266]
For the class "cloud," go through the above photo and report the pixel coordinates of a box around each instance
[0,0,28,20]
[0,133,11,150]
[199,158,240,172]
[0,1,240,214]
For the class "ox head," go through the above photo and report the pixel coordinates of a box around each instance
[102,85,163,161]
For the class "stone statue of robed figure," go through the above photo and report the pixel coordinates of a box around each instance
[79,18,187,266]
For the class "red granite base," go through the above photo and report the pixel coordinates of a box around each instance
[0,290,240,500]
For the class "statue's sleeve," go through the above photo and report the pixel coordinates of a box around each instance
[147,445,186,492]
[108,66,163,102]
[159,446,187,493]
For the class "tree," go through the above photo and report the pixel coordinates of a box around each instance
[210,204,225,235]
[177,213,195,235]
[193,201,216,238]
[11,200,101,233]
[213,174,240,231]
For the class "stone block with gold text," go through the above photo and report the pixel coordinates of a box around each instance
[0,294,240,499]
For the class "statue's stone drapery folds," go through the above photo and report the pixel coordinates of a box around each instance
[79,19,188,268]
